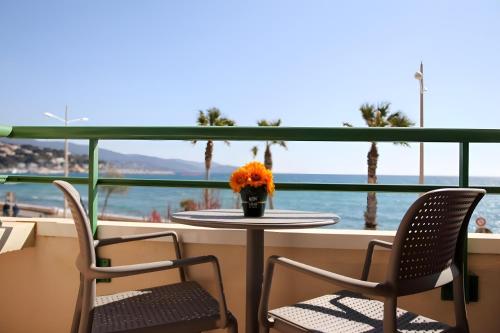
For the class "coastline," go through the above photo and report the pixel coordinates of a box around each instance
[0,200,154,223]
[0,168,175,175]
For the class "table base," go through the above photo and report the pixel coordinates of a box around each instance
[246,229,264,333]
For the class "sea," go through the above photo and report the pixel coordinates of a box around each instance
[1,173,499,233]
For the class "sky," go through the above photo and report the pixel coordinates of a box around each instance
[1,1,500,176]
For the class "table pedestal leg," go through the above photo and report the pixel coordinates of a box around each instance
[246,229,264,333]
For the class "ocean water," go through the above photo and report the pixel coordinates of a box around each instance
[1,173,499,233]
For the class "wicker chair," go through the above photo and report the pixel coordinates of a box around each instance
[259,188,485,333]
[54,180,238,333]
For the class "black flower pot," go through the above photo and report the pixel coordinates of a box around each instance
[240,186,267,217]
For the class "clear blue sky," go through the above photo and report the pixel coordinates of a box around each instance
[1,1,499,176]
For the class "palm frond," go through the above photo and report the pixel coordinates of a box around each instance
[374,111,389,127]
[387,111,414,127]
[216,117,235,126]
[377,102,391,118]
[270,119,281,126]
[196,110,208,126]
[356,102,414,147]
[257,119,282,127]
[270,140,287,149]
[258,119,287,150]
[207,108,221,125]
[195,108,235,148]
[360,103,376,126]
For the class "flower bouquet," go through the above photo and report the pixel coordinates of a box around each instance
[229,161,275,217]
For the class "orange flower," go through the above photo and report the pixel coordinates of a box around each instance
[246,161,268,188]
[229,161,275,195]
[265,169,275,195]
[229,167,250,193]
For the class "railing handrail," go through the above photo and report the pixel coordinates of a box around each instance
[2,125,500,142]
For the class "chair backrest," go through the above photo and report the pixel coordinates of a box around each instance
[53,180,96,270]
[386,188,485,296]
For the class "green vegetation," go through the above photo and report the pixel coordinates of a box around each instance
[251,119,287,209]
[344,102,414,229]
[192,108,235,208]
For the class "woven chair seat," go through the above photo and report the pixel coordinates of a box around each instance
[92,281,220,333]
[269,290,450,333]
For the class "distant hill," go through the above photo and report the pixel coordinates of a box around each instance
[0,138,236,174]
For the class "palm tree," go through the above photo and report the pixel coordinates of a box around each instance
[344,102,414,229]
[193,108,235,208]
[252,119,287,209]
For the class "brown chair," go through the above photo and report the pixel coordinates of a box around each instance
[54,180,238,333]
[259,188,485,333]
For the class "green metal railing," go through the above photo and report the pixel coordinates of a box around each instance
[1,124,498,302]
[2,125,500,232]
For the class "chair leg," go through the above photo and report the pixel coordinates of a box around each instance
[383,297,397,333]
[453,274,470,333]
[71,275,84,333]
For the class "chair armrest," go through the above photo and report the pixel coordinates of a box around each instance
[259,255,390,328]
[361,239,393,281]
[94,231,179,247]
[88,255,229,327]
[94,231,185,281]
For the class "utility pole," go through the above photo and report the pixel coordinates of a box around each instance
[44,107,88,217]
[64,105,69,182]
[414,62,425,184]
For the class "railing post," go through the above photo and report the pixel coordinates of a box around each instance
[459,142,469,187]
[88,139,99,236]
[460,142,478,302]
[442,142,478,302]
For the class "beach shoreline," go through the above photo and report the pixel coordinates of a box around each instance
[0,200,156,223]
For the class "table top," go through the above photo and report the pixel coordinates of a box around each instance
[171,209,339,230]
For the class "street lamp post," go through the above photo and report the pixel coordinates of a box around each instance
[44,106,88,216]
[414,62,425,185]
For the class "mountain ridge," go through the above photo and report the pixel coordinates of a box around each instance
[0,138,236,174]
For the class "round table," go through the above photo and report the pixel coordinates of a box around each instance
[171,209,339,333]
